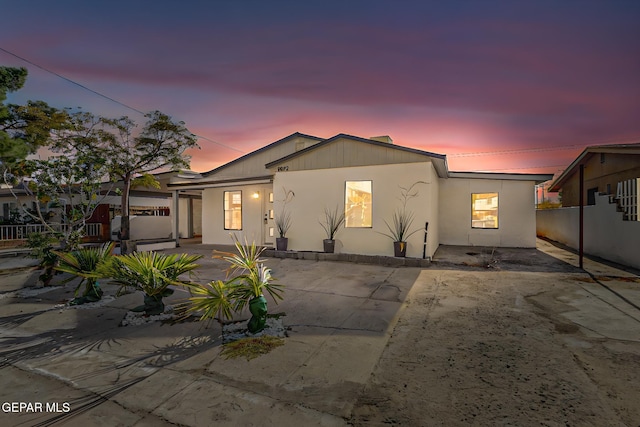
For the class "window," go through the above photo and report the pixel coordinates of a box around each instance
[471,193,498,229]
[345,181,372,227]
[224,191,242,230]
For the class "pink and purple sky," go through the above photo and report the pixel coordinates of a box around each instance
[1,1,639,174]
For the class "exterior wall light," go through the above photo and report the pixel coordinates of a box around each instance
[252,191,260,199]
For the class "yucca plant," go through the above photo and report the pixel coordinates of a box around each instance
[319,205,345,253]
[181,235,284,333]
[102,251,202,315]
[53,241,114,305]
[378,181,426,257]
[319,206,345,240]
[380,209,420,242]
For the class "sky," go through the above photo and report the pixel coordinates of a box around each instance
[1,0,639,174]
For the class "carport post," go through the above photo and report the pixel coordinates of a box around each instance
[173,190,180,248]
[579,164,584,269]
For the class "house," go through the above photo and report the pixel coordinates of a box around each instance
[538,142,640,269]
[549,143,640,208]
[169,132,552,259]
[0,171,201,247]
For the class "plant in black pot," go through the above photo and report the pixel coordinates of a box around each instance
[319,206,345,253]
[274,210,292,251]
[274,187,294,251]
[103,251,202,315]
[182,235,284,333]
[379,181,426,257]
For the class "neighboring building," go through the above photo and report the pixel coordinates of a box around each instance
[538,142,640,269]
[0,171,201,245]
[169,132,551,258]
[549,143,640,207]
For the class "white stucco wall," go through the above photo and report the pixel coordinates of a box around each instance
[201,185,273,246]
[439,178,537,247]
[178,198,202,238]
[111,216,172,240]
[537,194,640,269]
[273,162,438,258]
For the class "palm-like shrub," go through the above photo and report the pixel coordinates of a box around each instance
[54,241,114,305]
[103,251,202,315]
[182,235,284,333]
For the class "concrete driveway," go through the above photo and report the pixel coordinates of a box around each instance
[0,245,421,426]
[1,239,639,426]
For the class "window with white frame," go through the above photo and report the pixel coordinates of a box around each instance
[471,193,498,229]
[345,181,372,227]
[224,191,242,230]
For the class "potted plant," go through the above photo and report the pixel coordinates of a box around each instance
[379,181,426,257]
[319,206,345,253]
[53,241,114,305]
[274,187,295,251]
[182,235,284,333]
[102,251,202,315]
[381,210,420,257]
[274,210,291,251]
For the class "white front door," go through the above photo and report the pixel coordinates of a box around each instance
[263,190,275,246]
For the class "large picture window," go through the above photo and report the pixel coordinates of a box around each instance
[224,191,242,230]
[345,181,372,227]
[472,193,498,229]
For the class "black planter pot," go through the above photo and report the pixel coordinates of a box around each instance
[393,241,407,257]
[276,237,288,251]
[323,239,335,253]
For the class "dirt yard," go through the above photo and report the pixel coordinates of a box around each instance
[350,244,640,426]
[1,240,639,426]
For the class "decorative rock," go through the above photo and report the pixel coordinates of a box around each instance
[222,317,287,343]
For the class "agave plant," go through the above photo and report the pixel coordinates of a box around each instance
[103,251,202,315]
[53,241,114,305]
[182,235,284,333]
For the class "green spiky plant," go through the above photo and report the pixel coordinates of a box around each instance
[181,235,284,333]
[26,232,59,286]
[53,241,114,305]
[102,251,202,315]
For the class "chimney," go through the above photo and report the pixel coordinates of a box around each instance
[370,135,393,144]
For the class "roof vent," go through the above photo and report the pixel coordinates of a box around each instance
[370,135,393,144]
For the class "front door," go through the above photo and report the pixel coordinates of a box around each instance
[263,190,275,246]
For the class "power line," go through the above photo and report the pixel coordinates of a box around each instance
[0,46,245,154]
[449,144,583,157]
[449,137,640,158]
[469,164,567,172]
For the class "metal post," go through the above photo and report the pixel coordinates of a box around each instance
[579,164,584,269]
[422,222,429,259]
[172,190,180,247]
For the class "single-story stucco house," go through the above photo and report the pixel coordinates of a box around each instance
[168,132,552,259]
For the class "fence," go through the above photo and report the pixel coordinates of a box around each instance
[0,223,103,241]
[616,178,639,221]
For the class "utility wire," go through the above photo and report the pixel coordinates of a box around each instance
[3,46,637,160]
[0,46,245,154]
[449,137,640,158]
